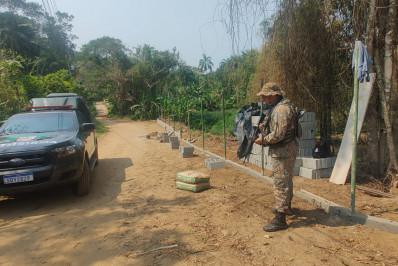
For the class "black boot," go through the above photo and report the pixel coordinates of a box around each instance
[271,203,293,216]
[263,211,288,232]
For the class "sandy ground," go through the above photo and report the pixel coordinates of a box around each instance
[0,103,397,265]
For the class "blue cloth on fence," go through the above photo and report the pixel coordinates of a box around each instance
[352,41,372,83]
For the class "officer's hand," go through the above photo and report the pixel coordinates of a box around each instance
[254,137,262,145]
[259,123,263,131]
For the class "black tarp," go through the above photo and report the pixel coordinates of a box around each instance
[233,102,270,160]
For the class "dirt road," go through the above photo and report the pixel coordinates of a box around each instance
[0,107,397,265]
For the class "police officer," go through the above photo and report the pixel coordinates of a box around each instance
[254,82,298,232]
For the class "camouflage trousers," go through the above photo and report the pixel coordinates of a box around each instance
[271,155,296,213]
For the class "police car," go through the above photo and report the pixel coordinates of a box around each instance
[0,93,98,196]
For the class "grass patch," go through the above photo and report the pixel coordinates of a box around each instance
[94,119,106,136]
[189,109,238,135]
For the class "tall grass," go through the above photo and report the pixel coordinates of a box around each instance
[189,109,238,135]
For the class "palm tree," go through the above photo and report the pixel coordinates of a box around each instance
[198,54,214,73]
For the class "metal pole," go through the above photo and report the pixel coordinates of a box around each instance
[187,101,191,141]
[201,99,204,150]
[260,79,264,176]
[179,106,182,139]
[222,92,226,159]
[351,41,359,213]
[173,111,175,131]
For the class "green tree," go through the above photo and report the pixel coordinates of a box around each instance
[0,12,40,58]
[42,69,82,95]
[0,50,26,119]
[129,44,180,119]
[198,54,214,73]
[76,36,131,104]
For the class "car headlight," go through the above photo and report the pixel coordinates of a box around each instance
[54,145,76,157]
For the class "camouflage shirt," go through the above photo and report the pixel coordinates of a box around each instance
[261,98,298,158]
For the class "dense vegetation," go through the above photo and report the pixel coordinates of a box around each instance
[0,0,397,184]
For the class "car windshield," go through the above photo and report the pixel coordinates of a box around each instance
[0,112,77,135]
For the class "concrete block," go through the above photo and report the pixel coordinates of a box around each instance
[180,146,194,153]
[299,167,317,179]
[299,130,315,140]
[300,121,316,132]
[302,157,323,169]
[298,139,315,149]
[169,140,179,149]
[295,157,303,168]
[180,146,194,158]
[205,158,225,170]
[180,152,193,158]
[300,156,337,169]
[319,168,333,178]
[299,167,334,179]
[163,133,170,143]
[299,112,315,123]
[169,136,178,142]
[298,148,313,157]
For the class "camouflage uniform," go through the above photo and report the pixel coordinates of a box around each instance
[261,94,298,214]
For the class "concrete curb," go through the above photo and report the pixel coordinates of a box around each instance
[156,119,398,234]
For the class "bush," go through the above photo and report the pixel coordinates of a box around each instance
[189,109,238,135]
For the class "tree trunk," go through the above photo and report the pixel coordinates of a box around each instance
[393,44,398,160]
[374,49,398,186]
[383,0,396,109]
[364,0,380,177]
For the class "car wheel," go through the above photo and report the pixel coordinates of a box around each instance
[74,158,91,196]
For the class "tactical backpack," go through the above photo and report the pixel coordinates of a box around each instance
[312,139,334,158]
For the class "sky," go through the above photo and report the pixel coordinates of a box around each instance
[30,0,268,69]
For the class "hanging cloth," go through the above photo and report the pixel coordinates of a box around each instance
[351,41,372,83]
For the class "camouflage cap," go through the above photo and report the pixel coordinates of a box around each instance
[256,82,284,96]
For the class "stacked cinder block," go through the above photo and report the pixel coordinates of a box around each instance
[169,136,179,149]
[205,158,225,170]
[180,146,194,158]
[297,112,316,157]
[297,157,337,179]
[175,170,210,192]
[248,144,272,170]
[293,112,336,179]
[248,112,336,179]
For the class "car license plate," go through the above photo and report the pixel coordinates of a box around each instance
[3,173,34,184]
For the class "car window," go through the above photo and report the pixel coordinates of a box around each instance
[0,112,78,135]
[75,110,91,124]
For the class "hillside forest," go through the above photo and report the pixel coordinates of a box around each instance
[0,0,397,186]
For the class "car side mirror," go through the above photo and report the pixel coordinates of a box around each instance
[81,123,95,132]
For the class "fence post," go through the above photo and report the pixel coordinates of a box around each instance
[187,101,191,141]
[201,99,204,150]
[222,92,226,159]
[173,111,175,131]
[179,105,182,139]
[351,41,359,214]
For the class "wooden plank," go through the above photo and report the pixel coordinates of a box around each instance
[329,74,375,184]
